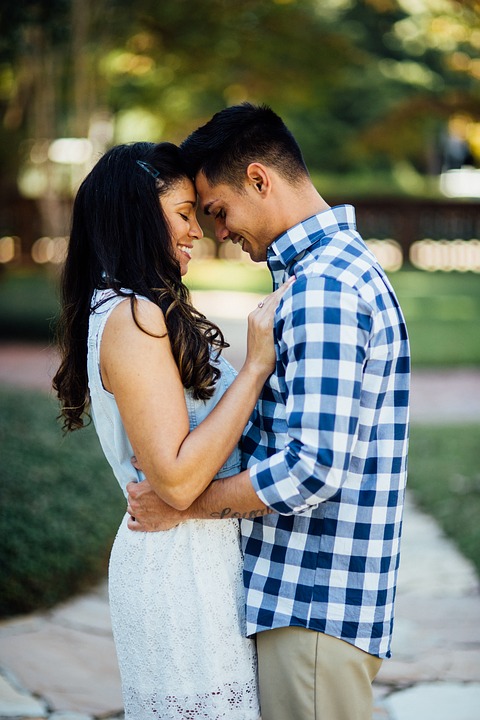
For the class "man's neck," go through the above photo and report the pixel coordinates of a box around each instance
[276,181,330,236]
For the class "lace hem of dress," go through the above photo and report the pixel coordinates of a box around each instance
[123,678,260,720]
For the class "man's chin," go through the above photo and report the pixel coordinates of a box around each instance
[244,248,266,263]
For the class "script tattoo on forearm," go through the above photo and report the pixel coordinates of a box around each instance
[210,507,275,520]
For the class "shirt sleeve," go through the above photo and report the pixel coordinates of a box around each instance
[249,273,373,515]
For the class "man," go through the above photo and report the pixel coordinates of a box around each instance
[127,103,410,720]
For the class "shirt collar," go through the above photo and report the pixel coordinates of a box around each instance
[267,204,357,279]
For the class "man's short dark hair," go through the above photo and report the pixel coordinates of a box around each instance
[180,103,309,190]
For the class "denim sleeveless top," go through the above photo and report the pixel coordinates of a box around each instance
[87,288,241,498]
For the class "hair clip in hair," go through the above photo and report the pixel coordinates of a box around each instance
[100,270,118,287]
[136,159,161,179]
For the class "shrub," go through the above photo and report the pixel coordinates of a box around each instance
[0,386,125,617]
[0,270,59,341]
[408,423,480,577]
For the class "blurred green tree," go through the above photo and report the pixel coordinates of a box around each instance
[0,0,479,197]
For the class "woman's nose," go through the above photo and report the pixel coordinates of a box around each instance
[190,218,204,239]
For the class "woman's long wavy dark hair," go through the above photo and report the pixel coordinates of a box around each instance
[53,141,227,432]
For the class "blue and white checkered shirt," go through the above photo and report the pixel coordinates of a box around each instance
[240,204,410,659]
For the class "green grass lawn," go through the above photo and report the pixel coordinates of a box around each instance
[388,270,480,367]
[408,423,480,577]
[188,262,480,368]
[0,264,479,367]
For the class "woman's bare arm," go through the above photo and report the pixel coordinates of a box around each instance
[101,282,292,510]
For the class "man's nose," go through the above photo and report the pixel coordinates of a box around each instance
[215,219,230,243]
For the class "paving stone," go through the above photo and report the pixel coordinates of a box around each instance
[372,685,394,719]
[0,672,47,718]
[0,616,49,639]
[377,654,451,687]
[443,650,480,683]
[393,595,480,648]
[397,496,479,599]
[375,497,480,690]
[373,684,391,702]
[0,344,59,392]
[409,368,480,423]
[49,712,93,720]
[378,617,480,686]
[0,624,122,716]
[385,601,480,670]
[384,681,480,720]
[49,584,112,636]
[372,707,392,720]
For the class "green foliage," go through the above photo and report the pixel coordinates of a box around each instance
[408,423,480,577]
[1,0,479,185]
[94,0,480,174]
[0,269,59,341]
[0,386,124,617]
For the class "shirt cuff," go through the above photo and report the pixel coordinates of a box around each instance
[249,453,313,515]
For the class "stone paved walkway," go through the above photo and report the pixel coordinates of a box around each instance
[1,290,479,719]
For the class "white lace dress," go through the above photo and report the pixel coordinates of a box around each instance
[87,289,260,720]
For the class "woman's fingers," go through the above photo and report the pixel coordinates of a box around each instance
[254,276,295,315]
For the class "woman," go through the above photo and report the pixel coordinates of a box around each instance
[53,141,291,719]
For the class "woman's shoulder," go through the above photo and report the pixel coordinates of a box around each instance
[99,291,166,338]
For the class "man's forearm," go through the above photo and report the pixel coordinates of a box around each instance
[186,469,275,521]
[127,468,274,532]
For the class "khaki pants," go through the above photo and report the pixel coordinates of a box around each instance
[256,626,382,720]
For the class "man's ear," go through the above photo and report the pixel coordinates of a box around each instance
[246,162,271,196]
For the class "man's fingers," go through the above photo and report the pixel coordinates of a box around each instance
[126,480,139,498]
[127,478,152,500]
[127,516,143,531]
[131,455,142,470]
